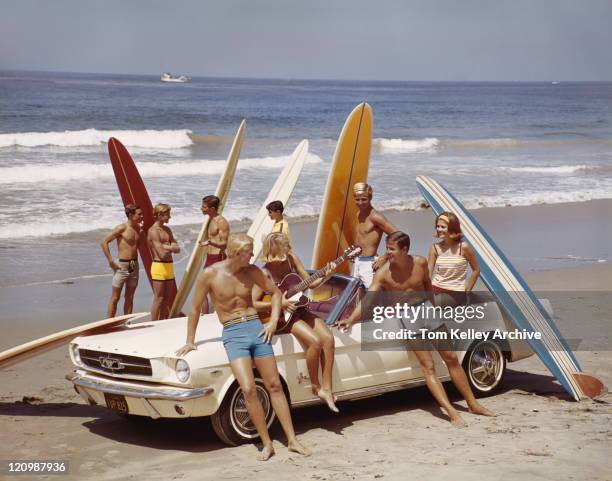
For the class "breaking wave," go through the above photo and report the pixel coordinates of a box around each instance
[0,153,324,185]
[501,165,589,174]
[374,137,439,153]
[0,129,194,149]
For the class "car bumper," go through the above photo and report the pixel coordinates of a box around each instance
[66,370,219,418]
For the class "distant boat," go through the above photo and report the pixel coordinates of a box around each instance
[161,72,192,83]
[551,81,560,85]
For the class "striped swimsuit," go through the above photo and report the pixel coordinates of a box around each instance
[432,243,468,292]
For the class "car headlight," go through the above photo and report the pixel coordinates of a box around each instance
[175,359,190,383]
[71,344,81,365]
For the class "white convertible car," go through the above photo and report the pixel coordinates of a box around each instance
[66,274,539,445]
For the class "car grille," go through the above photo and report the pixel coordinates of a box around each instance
[79,349,152,376]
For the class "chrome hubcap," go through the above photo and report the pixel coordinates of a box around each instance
[469,342,502,390]
[231,384,272,436]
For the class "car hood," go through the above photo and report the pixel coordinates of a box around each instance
[73,314,223,359]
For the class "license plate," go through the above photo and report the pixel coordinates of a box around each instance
[104,393,129,413]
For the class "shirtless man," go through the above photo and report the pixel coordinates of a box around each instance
[199,195,230,313]
[101,204,143,317]
[148,203,180,321]
[176,233,310,461]
[337,231,494,427]
[352,182,398,288]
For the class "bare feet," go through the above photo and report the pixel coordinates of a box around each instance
[288,438,311,457]
[449,413,468,428]
[317,388,339,413]
[468,403,496,417]
[257,444,275,461]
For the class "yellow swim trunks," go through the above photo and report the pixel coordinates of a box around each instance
[151,260,175,281]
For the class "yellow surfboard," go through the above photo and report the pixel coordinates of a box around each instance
[170,120,246,317]
[311,103,372,274]
[0,313,148,369]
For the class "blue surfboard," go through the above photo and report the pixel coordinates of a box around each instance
[416,175,604,401]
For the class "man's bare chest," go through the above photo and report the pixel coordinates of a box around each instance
[209,220,220,237]
[121,228,139,246]
[153,227,171,243]
[357,218,378,235]
[212,273,253,299]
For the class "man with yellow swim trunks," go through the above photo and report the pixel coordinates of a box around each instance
[148,203,180,320]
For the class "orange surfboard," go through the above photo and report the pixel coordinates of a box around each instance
[311,103,373,274]
[107,138,179,314]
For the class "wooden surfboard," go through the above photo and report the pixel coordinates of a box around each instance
[0,313,148,369]
[247,140,309,261]
[311,102,373,274]
[416,175,606,401]
[107,138,179,315]
[170,120,246,317]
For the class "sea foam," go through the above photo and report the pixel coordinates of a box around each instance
[0,129,194,149]
[502,165,589,174]
[373,138,439,153]
[0,153,324,185]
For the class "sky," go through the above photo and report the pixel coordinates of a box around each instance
[1,0,611,81]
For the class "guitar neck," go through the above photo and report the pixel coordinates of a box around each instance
[286,253,347,298]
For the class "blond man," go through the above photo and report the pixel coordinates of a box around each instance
[148,203,180,320]
[176,233,310,461]
[352,182,398,288]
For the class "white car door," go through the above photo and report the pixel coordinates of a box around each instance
[338,318,449,390]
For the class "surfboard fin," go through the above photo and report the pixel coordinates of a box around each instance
[572,373,607,400]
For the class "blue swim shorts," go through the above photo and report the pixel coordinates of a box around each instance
[222,317,274,362]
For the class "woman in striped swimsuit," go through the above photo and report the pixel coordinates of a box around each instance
[428,211,480,307]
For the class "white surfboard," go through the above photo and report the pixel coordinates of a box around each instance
[0,312,148,369]
[170,120,246,317]
[416,175,606,400]
[247,140,309,261]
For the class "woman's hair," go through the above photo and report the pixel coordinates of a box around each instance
[153,203,171,218]
[386,231,411,251]
[261,232,290,263]
[435,211,463,241]
[226,233,254,257]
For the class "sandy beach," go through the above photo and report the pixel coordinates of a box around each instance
[2,3,611,479]
[1,201,611,481]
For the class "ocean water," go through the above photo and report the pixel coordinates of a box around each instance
[0,71,611,288]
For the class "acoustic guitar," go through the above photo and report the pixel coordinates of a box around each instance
[261,246,362,331]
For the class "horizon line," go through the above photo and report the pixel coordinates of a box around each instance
[1,68,610,84]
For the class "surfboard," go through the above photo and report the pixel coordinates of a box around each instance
[311,102,373,274]
[107,138,179,315]
[416,175,606,401]
[0,313,148,369]
[169,120,246,317]
[247,140,309,261]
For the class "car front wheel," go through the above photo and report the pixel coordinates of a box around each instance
[463,339,506,396]
[211,378,277,446]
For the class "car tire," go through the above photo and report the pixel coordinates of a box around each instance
[211,377,277,446]
[463,339,506,396]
